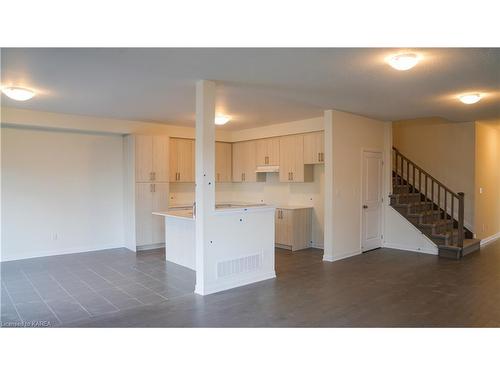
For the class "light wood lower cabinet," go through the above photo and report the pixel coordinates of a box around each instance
[135,182,169,247]
[275,207,312,251]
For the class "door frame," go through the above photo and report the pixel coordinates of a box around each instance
[359,148,384,252]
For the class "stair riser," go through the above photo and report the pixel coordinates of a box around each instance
[395,195,421,204]
[408,203,434,214]
[410,212,441,225]
[419,222,454,237]
[393,186,410,194]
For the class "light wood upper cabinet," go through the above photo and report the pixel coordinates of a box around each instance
[152,135,169,181]
[135,135,169,182]
[279,134,312,182]
[169,138,195,182]
[303,132,324,164]
[232,140,261,182]
[256,138,280,166]
[215,142,232,183]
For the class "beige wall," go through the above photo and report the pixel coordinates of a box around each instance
[326,110,389,260]
[475,120,500,240]
[393,119,476,230]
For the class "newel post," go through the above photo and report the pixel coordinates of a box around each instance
[458,192,465,248]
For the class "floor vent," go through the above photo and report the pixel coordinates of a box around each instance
[217,253,262,278]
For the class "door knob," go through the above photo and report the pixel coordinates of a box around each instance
[363,205,368,209]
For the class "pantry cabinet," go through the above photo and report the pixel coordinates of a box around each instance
[135,135,169,182]
[215,142,232,182]
[303,131,324,164]
[279,134,313,182]
[256,137,280,166]
[135,182,169,246]
[275,207,312,251]
[169,138,195,182]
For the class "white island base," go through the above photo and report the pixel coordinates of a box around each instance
[154,203,276,295]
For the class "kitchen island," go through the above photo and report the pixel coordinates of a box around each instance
[153,202,272,272]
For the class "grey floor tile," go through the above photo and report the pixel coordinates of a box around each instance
[116,282,154,298]
[72,291,118,316]
[8,289,43,304]
[135,293,168,305]
[45,298,90,324]
[15,301,60,326]
[96,288,143,310]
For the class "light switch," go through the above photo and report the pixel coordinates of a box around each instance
[479,187,484,194]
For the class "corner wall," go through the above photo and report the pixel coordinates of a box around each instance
[324,110,389,261]
[475,120,500,243]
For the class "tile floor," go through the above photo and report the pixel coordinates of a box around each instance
[0,248,194,327]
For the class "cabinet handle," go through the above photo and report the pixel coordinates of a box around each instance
[217,173,220,182]
[153,184,156,192]
[150,172,153,181]
[265,156,269,165]
[242,172,245,181]
[150,184,154,192]
[152,172,156,180]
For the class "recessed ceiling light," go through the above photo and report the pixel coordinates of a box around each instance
[215,115,231,125]
[387,53,419,71]
[1,86,36,101]
[459,93,481,105]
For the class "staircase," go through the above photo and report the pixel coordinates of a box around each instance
[390,147,480,259]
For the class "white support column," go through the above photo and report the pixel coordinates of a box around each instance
[323,110,334,261]
[194,80,216,295]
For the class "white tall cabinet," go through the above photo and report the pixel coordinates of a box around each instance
[124,134,170,251]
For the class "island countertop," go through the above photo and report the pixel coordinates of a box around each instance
[153,202,275,220]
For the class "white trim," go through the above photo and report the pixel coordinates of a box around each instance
[323,250,362,262]
[195,271,276,295]
[310,242,324,250]
[383,242,438,255]
[0,243,126,262]
[480,232,500,246]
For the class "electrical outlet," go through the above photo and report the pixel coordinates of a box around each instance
[52,233,58,240]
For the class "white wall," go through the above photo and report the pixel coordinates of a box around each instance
[1,126,125,261]
[324,110,389,261]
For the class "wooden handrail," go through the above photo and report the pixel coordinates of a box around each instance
[392,147,465,248]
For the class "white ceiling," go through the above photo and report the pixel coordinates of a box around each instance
[1,48,499,129]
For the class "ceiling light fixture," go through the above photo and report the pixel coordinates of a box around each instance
[1,86,36,101]
[459,93,481,105]
[387,53,419,71]
[215,115,231,125]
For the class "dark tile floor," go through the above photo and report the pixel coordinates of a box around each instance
[3,240,500,327]
[0,248,195,327]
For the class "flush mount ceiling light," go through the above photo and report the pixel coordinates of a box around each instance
[214,115,231,125]
[459,93,481,104]
[387,53,419,71]
[1,86,36,101]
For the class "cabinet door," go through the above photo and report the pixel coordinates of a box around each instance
[170,138,195,182]
[289,135,305,182]
[232,141,255,182]
[256,138,280,166]
[152,183,169,244]
[152,135,169,182]
[216,142,232,182]
[135,135,153,182]
[135,183,153,246]
[303,132,324,164]
[275,209,292,246]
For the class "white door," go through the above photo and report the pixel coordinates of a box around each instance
[361,150,383,251]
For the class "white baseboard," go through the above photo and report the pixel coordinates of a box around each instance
[383,242,438,255]
[480,232,500,247]
[310,242,324,250]
[195,271,276,296]
[323,251,361,262]
[0,243,126,262]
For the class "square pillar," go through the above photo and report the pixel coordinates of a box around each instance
[194,80,216,294]
[323,110,334,261]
